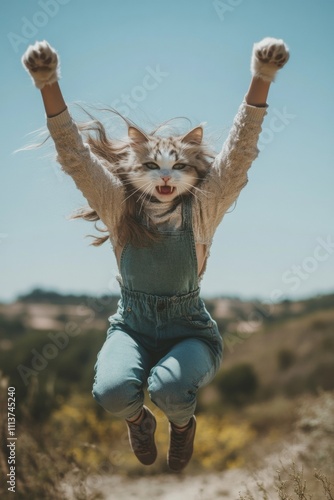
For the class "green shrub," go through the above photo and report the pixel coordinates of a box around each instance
[277,349,296,371]
[216,363,259,405]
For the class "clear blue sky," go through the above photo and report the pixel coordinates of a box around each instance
[1,0,334,303]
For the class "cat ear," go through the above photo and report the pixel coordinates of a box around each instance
[128,126,148,143]
[181,126,203,145]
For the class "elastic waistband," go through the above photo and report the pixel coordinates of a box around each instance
[120,285,201,308]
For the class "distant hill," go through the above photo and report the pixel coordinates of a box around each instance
[0,287,333,422]
[16,287,119,306]
[0,287,333,335]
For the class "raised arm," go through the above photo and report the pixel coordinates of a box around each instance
[21,41,124,232]
[245,77,270,108]
[245,35,290,107]
[21,40,67,116]
[193,37,290,240]
[41,82,67,118]
[204,38,290,225]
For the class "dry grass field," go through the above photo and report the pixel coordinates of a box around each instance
[0,290,333,499]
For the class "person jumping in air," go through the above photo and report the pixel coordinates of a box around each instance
[22,37,289,471]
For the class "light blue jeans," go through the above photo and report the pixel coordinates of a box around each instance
[92,288,223,426]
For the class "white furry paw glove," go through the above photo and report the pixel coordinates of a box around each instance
[251,37,289,83]
[22,40,60,89]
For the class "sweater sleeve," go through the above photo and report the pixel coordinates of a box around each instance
[193,101,267,243]
[47,108,124,234]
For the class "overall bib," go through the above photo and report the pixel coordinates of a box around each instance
[93,198,223,426]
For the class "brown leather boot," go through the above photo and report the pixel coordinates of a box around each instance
[167,416,196,471]
[126,406,157,466]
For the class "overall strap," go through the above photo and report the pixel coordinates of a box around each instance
[182,197,193,230]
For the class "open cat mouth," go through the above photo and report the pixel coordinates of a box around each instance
[156,186,175,195]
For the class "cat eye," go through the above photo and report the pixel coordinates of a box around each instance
[144,162,160,170]
[173,163,187,170]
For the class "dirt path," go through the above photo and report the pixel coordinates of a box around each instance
[62,392,334,500]
[61,440,306,499]
[79,469,258,500]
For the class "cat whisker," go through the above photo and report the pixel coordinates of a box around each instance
[137,188,151,209]
[181,182,209,198]
[121,181,152,204]
[148,183,157,204]
[122,189,142,204]
[138,182,155,201]
[182,180,208,192]
[138,183,155,213]
[136,184,150,201]
[141,185,155,214]
[181,185,201,202]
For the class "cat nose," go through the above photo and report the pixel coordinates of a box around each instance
[161,176,171,183]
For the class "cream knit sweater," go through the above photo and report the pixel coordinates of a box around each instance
[47,102,267,274]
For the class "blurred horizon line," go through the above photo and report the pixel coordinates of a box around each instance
[1,285,333,305]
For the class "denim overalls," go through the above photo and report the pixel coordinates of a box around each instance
[93,198,223,426]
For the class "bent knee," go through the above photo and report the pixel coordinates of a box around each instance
[92,379,141,417]
[148,369,197,407]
